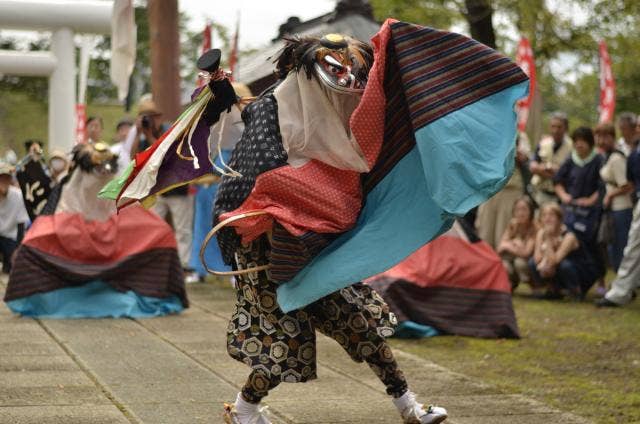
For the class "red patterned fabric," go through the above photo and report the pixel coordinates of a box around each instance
[23,206,177,264]
[218,21,394,241]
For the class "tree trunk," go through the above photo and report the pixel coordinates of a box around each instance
[464,0,496,49]
[147,0,181,121]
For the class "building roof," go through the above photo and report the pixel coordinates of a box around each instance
[237,1,379,87]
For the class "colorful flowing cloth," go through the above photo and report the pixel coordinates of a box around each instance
[6,160,187,318]
[102,19,528,313]
[256,20,527,311]
[367,221,520,339]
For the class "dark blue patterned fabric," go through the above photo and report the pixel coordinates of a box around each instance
[213,92,288,264]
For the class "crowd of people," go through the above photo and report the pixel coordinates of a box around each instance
[3,109,640,308]
[0,97,223,286]
[476,111,640,306]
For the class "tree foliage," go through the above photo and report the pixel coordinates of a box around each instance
[0,7,231,109]
[370,0,640,129]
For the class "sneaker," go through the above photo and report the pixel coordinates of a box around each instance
[595,298,621,308]
[393,391,448,424]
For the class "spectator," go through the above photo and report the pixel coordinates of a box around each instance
[0,162,29,274]
[554,127,604,245]
[126,96,195,276]
[530,112,572,206]
[596,192,640,307]
[47,150,69,186]
[130,96,164,158]
[529,203,600,300]
[497,196,537,290]
[85,116,104,144]
[110,117,134,175]
[616,112,638,156]
[597,118,640,307]
[595,122,633,272]
[627,118,640,203]
[476,132,531,249]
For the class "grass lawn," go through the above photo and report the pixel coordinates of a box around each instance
[389,287,640,424]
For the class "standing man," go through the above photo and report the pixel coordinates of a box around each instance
[0,162,29,274]
[600,112,640,306]
[596,197,640,307]
[529,112,572,206]
[130,96,195,277]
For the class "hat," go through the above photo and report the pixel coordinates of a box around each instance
[137,96,162,116]
[49,149,68,161]
[0,161,13,176]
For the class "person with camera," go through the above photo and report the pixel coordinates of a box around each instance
[130,97,164,158]
[128,97,196,280]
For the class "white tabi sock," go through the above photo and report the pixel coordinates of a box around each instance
[393,390,427,417]
[235,392,260,414]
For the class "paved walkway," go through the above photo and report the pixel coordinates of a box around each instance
[0,276,590,424]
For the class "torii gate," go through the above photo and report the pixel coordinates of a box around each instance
[0,0,113,152]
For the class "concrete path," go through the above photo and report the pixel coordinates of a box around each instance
[0,276,590,424]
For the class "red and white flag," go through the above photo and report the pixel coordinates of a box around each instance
[196,21,212,88]
[598,40,615,123]
[75,104,87,144]
[515,37,536,132]
[228,16,239,82]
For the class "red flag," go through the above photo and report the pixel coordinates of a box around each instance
[598,40,615,123]
[196,22,212,87]
[228,16,239,82]
[515,37,536,132]
[75,104,87,144]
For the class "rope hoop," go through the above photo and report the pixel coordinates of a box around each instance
[199,210,271,276]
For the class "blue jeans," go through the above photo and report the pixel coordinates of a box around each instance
[609,208,633,272]
[528,256,581,295]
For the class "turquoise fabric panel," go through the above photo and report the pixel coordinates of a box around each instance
[6,280,184,319]
[277,83,527,313]
[415,80,528,215]
[277,146,454,312]
[393,321,440,338]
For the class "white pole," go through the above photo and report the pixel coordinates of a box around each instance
[0,0,112,33]
[49,27,76,153]
[0,50,56,77]
[77,37,93,104]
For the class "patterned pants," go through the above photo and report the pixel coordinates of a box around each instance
[227,240,408,403]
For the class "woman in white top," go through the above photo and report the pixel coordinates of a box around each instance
[595,122,634,271]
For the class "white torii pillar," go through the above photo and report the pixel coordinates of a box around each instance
[0,0,112,152]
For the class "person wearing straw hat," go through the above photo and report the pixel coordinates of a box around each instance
[128,95,197,278]
[130,96,164,158]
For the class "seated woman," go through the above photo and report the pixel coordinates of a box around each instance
[4,143,187,318]
[497,196,537,290]
[528,203,600,300]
